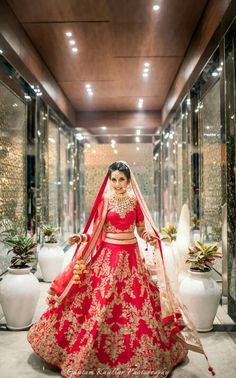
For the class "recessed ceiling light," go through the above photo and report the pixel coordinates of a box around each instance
[101,126,107,130]
[143,73,149,78]
[153,5,160,12]
[136,146,140,151]
[143,68,149,73]
[85,84,91,89]
[66,32,72,37]
[138,104,143,109]
[72,47,78,53]
[114,149,118,154]
[87,87,93,92]
[144,62,150,67]
[136,130,141,135]
[76,133,84,141]
[69,40,76,45]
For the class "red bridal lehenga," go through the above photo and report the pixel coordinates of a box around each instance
[28,168,212,378]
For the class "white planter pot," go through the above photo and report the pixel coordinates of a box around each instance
[0,267,40,330]
[179,270,221,332]
[38,243,64,282]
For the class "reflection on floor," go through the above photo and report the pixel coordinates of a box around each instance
[0,280,236,377]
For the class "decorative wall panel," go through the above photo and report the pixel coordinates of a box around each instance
[0,81,26,273]
[199,80,223,245]
[59,130,74,236]
[225,23,236,320]
[48,118,59,227]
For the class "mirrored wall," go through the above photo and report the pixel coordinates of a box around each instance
[155,18,236,321]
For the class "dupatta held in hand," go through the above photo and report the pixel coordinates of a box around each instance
[48,163,214,374]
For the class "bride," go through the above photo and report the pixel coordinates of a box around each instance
[28,161,213,377]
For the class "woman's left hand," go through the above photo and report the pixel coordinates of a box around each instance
[147,234,159,248]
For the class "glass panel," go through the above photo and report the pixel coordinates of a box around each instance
[161,124,178,226]
[0,81,26,225]
[0,81,26,273]
[175,112,184,217]
[59,130,74,237]
[199,80,222,248]
[48,117,59,227]
[225,21,236,321]
[35,99,49,235]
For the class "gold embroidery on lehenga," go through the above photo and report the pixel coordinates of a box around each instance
[28,242,188,377]
[103,221,135,233]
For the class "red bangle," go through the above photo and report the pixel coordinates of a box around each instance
[141,230,149,241]
[81,233,89,242]
[77,234,82,243]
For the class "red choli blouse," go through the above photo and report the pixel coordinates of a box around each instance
[103,196,145,234]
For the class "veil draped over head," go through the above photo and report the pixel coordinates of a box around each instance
[49,161,212,370]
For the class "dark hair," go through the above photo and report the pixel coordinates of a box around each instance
[108,161,131,180]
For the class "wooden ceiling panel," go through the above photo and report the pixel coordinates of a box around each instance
[7,0,110,22]
[22,22,114,81]
[64,93,162,112]
[7,0,207,24]
[7,0,208,114]
[113,57,182,96]
[76,111,161,130]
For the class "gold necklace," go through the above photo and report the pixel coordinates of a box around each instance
[109,192,136,218]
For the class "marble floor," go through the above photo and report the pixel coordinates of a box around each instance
[1,279,236,378]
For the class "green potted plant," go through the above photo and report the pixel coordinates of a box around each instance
[179,240,222,332]
[0,222,40,330]
[38,224,64,282]
[161,223,177,244]
[186,241,222,272]
[3,234,37,269]
[41,224,59,244]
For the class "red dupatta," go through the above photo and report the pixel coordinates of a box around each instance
[49,173,109,301]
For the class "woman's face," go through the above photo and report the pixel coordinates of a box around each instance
[110,170,129,194]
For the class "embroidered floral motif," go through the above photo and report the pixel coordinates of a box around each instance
[103,221,135,233]
[28,242,187,377]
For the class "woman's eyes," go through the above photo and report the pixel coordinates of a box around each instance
[111,178,125,182]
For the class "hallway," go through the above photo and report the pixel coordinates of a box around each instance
[1,1,236,377]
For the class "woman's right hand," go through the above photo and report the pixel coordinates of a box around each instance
[68,234,82,245]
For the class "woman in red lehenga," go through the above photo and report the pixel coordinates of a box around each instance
[28,161,214,377]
